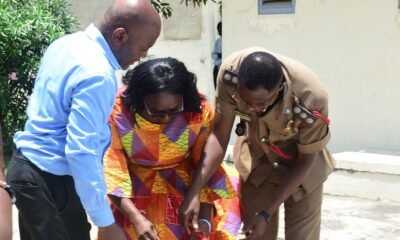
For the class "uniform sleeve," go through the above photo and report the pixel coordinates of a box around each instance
[103,101,133,199]
[297,89,331,154]
[215,64,237,117]
[189,101,236,203]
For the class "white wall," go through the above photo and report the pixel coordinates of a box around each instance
[69,0,111,29]
[222,0,400,154]
[148,1,220,102]
[69,0,220,102]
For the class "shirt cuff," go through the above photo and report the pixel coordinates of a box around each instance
[297,131,331,154]
[87,205,115,227]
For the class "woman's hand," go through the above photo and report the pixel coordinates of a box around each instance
[108,195,159,240]
[133,214,159,240]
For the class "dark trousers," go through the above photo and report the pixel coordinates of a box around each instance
[7,151,91,240]
[213,65,220,89]
[240,162,323,240]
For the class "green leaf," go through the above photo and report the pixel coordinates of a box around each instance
[0,0,77,157]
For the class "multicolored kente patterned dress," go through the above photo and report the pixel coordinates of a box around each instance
[103,91,240,240]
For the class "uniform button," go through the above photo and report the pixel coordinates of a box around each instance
[224,73,232,81]
[232,76,238,84]
[261,137,268,143]
[285,108,292,114]
[306,118,315,124]
[273,162,279,168]
[299,112,307,119]
[293,106,301,114]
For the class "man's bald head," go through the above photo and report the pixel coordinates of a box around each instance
[98,0,161,69]
[100,0,160,34]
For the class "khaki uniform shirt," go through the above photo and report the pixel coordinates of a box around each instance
[216,47,335,198]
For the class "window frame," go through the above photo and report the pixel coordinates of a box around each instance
[258,0,296,15]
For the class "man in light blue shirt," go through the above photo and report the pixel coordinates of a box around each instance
[6,1,161,239]
[212,21,222,89]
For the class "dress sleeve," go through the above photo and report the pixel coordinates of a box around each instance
[103,102,133,199]
[190,101,236,204]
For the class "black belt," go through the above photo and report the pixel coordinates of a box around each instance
[14,149,30,161]
[13,149,42,173]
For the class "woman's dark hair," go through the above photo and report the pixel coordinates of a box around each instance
[238,51,283,91]
[121,57,205,115]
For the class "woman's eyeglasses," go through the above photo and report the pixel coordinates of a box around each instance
[143,97,184,118]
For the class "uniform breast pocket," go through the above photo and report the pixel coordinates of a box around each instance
[268,119,299,142]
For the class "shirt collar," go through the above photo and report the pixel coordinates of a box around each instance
[84,23,121,70]
[280,66,296,114]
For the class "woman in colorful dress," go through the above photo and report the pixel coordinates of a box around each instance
[101,57,238,240]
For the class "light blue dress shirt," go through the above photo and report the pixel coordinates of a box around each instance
[212,37,222,67]
[14,24,120,227]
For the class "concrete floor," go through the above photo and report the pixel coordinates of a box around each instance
[11,194,400,240]
[312,195,400,240]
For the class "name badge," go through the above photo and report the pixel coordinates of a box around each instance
[234,110,252,122]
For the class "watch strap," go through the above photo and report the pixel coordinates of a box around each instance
[256,210,272,223]
[0,180,16,204]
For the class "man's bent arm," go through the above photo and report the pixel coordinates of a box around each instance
[186,112,235,199]
[66,75,116,227]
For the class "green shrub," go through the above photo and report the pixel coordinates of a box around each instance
[0,0,217,157]
[0,0,78,157]
[152,0,218,18]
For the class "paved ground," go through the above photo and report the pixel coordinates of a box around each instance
[309,195,400,240]
[11,194,400,240]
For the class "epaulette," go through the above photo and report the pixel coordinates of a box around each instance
[291,97,330,126]
[292,102,317,124]
[222,69,239,86]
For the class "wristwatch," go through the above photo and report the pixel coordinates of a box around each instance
[256,210,272,223]
[0,180,16,204]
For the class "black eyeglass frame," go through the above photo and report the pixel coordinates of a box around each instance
[143,96,184,118]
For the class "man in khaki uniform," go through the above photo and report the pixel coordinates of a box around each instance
[179,47,334,240]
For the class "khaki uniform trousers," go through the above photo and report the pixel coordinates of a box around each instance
[240,162,323,240]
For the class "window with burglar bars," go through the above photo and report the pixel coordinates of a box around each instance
[259,0,296,14]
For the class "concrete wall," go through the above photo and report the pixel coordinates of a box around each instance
[148,0,220,102]
[68,0,220,106]
[69,0,111,29]
[222,0,400,154]
[66,0,400,153]
[325,152,400,203]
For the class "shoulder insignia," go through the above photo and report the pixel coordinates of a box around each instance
[222,69,239,86]
[234,110,252,122]
[292,102,317,124]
